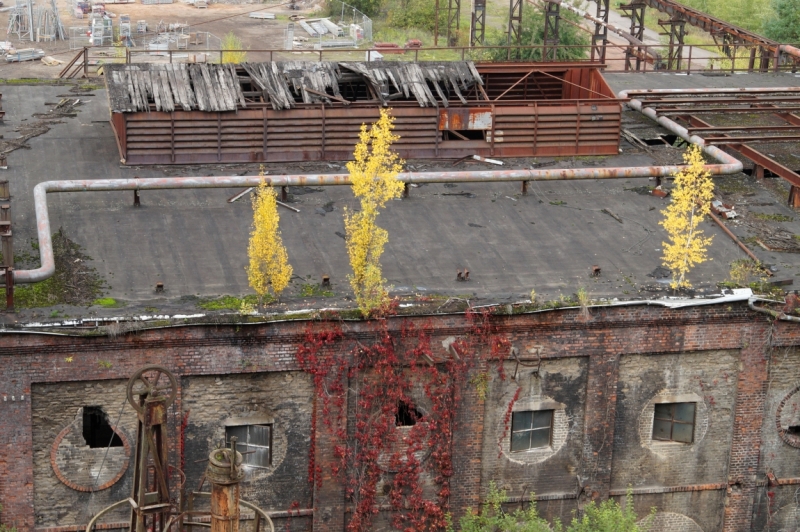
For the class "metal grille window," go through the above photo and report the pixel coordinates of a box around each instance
[510,410,553,452]
[225,424,272,467]
[652,403,695,443]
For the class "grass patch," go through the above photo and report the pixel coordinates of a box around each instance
[753,213,794,222]
[0,78,66,86]
[197,294,262,311]
[300,283,335,298]
[716,176,756,195]
[0,229,107,309]
[92,297,124,308]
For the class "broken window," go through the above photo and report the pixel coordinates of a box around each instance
[510,410,553,452]
[652,403,696,443]
[225,424,272,467]
[396,401,423,427]
[82,406,123,448]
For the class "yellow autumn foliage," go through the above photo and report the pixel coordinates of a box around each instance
[246,179,293,303]
[221,32,247,64]
[344,109,405,317]
[659,145,715,289]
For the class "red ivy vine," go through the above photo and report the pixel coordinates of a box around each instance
[293,307,511,532]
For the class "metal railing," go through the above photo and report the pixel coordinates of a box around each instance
[74,41,800,77]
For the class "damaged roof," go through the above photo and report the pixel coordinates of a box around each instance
[105,61,483,113]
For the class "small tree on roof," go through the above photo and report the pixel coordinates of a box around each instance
[659,144,715,289]
[246,177,293,305]
[344,108,405,317]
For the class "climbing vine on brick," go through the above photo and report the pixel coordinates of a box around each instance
[294,308,510,531]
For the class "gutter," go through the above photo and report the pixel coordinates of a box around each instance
[13,88,746,284]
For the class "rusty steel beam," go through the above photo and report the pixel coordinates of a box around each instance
[508,0,524,53]
[434,0,461,47]
[542,1,560,61]
[659,13,686,70]
[591,0,610,62]
[470,0,487,46]
[688,125,800,133]
[703,135,800,145]
[637,0,776,48]
[655,106,800,115]
[620,0,647,70]
[637,91,800,208]
[541,0,661,66]
[728,143,800,189]
[635,0,800,66]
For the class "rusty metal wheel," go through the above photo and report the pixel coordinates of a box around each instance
[126,365,178,413]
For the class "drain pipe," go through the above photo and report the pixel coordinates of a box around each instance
[13,89,746,285]
[749,296,800,323]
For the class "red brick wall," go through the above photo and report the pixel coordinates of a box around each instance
[1,303,798,531]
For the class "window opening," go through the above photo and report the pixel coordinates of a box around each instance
[225,424,272,467]
[396,401,423,426]
[652,402,696,443]
[510,410,553,452]
[83,406,123,448]
[444,129,486,141]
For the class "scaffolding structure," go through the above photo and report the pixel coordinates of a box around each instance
[119,13,131,45]
[89,7,112,46]
[7,0,34,42]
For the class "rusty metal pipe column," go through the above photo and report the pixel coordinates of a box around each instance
[206,439,244,532]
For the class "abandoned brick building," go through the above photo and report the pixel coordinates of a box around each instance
[3,295,800,532]
[3,55,800,532]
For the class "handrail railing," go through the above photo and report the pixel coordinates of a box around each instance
[78,41,800,75]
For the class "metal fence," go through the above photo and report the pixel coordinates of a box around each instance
[76,42,800,78]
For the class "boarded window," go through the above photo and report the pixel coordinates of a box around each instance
[510,410,553,452]
[225,424,272,467]
[652,403,695,443]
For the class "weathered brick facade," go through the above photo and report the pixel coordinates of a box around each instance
[2,301,799,532]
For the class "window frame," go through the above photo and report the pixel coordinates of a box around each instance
[509,409,554,452]
[225,423,273,468]
[652,402,696,443]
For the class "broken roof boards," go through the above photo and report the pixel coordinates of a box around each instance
[105,61,622,165]
[106,61,482,112]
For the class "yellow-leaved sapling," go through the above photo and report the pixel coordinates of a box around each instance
[246,177,293,306]
[659,144,715,289]
[344,109,405,316]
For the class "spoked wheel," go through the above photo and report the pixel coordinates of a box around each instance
[126,365,178,413]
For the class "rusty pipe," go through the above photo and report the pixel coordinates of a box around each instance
[619,87,749,166]
[15,149,742,285]
[708,211,760,263]
[780,45,800,61]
